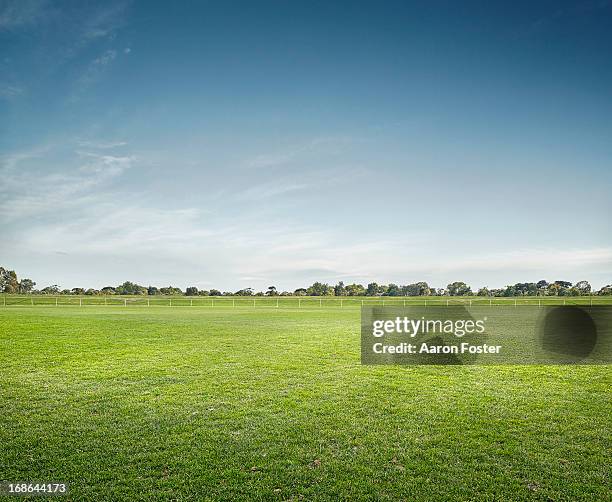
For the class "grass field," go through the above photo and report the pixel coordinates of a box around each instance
[1,306,610,501]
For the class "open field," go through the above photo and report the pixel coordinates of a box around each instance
[1,307,610,501]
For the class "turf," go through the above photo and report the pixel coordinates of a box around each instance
[0,307,610,501]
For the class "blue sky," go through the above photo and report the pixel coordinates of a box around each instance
[1,0,611,291]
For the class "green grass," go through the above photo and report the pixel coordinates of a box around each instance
[0,307,610,501]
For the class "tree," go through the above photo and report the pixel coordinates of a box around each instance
[575,280,591,295]
[266,286,277,296]
[446,282,472,296]
[366,283,379,296]
[71,288,85,295]
[385,283,401,296]
[345,283,365,296]
[307,282,332,296]
[41,285,60,294]
[101,286,116,295]
[0,267,19,293]
[147,286,159,295]
[116,281,147,295]
[209,289,222,296]
[18,278,35,294]
[159,286,183,295]
[293,288,308,296]
[185,286,199,296]
[599,285,612,295]
[334,281,346,296]
[477,287,490,297]
[236,288,254,296]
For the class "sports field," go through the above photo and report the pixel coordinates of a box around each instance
[1,306,610,501]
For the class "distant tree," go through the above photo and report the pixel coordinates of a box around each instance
[446,282,472,296]
[159,286,183,295]
[477,287,490,296]
[185,286,199,296]
[236,288,254,296]
[345,283,366,296]
[85,288,99,295]
[209,289,222,296]
[147,286,159,295]
[554,280,572,288]
[293,288,308,296]
[366,283,379,296]
[198,290,210,296]
[536,280,549,290]
[101,286,116,295]
[575,280,591,295]
[0,267,19,293]
[598,285,612,295]
[402,282,431,296]
[41,285,60,294]
[71,288,85,295]
[385,283,401,296]
[18,278,35,294]
[60,289,71,295]
[334,281,346,296]
[266,286,277,296]
[307,282,332,296]
[116,281,147,295]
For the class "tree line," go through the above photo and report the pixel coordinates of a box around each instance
[1,266,611,297]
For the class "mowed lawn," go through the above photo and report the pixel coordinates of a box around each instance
[0,307,610,501]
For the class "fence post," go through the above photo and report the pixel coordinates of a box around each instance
[469,299,472,306]
[425,299,427,307]
[446,299,449,306]
[361,299,364,306]
[233,299,235,307]
[148,299,150,307]
[299,298,301,308]
[253,299,255,308]
[341,299,343,308]
[80,298,82,307]
[124,298,127,307]
[170,298,172,307]
[56,297,58,307]
[191,299,193,307]
[319,298,322,307]
[212,298,214,307]
[276,298,279,308]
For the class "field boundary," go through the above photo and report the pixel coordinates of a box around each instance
[1,295,609,308]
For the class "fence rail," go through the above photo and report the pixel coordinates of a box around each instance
[0,295,610,308]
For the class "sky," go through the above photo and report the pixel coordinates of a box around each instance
[1,0,611,292]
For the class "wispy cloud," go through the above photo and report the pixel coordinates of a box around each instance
[0,84,24,100]
[244,136,354,169]
[77,140,128,149]
[0,147,133,223]
[0,0,48,30]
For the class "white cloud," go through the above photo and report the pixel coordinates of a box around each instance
[0,0,47,30]
[0,84,24,99]
[0,148,133,223]
[77,140,128,149]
